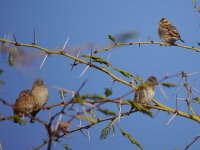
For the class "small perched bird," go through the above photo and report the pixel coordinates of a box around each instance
[134,76,157,105]
[30,79,48,123]
[13,90,35,123]
[158,18,184,45]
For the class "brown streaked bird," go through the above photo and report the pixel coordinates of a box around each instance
[30,79,48,123]
[158,18,184,45]
[13,90,35,123]
[134,76,157,105]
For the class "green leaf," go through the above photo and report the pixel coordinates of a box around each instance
[82,94,107,101]
[82,55,112,67]
[100,126,111,140]
[74,93,83,105]
[85,115,97,124]
[111,125,115,135]
[119,128,144,150]
[133,76,144,85]
[193,97,200,104]
[104,88,112,97]
[90,110,97,118]
[108,34,116,44]
[97,108,116,116]
[0,80,4,85]
[113,67,133,78]
[161,82,176,88]
[128,100,153,117]
[12,115,27,125]
[8,50,15,67]
[61,143,72,150]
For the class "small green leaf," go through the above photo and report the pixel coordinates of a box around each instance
[61,143,72,150]
[74,93,83,105]
[97,108,116,116]
[133,76,144,85]
[8,50,15,67]
[85,115,96,124]
[81,55,112,67]
[113,67,133,78]
[111,125,115,135]
[119,128,144,150]
[161,82,176,88]
[104,88,112,97]
[82,94,107,100]
[0,80,4,85]
[90,110,97,118]
[108,35,116,44]
[100,126,111,140]
[13,115,27,125]
[193,97,200,104]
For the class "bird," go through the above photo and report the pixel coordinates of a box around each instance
[30,79,48,123]
[158,18,184,45]
[13,90,35,123]
[134,76,157,105]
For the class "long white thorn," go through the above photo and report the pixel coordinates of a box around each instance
[76,50,81,57]
[166,112,177,126]
[118,98,122,123]
[62,35,70,50]
[39,54,48,70]
[87,130,91,142]
[79,65,90,78]
[106,50,112,62]
[158,84,168,99]
[177,97,186,101]
[55,113,63,130]
[188,72,199,76]
[51,85,75,96]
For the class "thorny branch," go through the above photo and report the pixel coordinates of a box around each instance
[1,37,200,149]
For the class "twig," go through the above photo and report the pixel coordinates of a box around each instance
[32,28,37,45]
[185,134,200,150]
[194,2,200,13]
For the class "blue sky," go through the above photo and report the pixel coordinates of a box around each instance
[0,0,200,150]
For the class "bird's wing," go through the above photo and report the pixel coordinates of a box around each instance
[168,24,181,37]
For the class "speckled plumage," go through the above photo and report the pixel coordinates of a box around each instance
[30,79,48,123]
[134,76,157,104]
[158,18,184,45]
[13,90,35,123]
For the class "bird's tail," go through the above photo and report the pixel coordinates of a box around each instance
[180,39,185,43]
[30,110,40,123]
[30,116,35,123]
